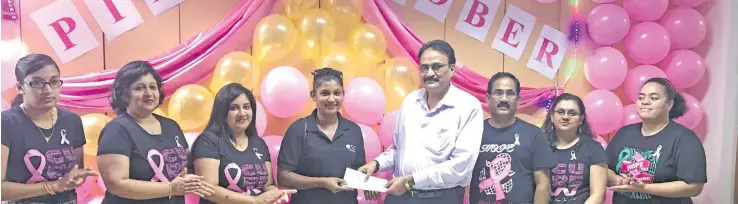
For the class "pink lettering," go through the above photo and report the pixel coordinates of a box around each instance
[162,149,178,163]
[255,164,268,176]
[103,0,126,23]
[552,163,567,175]
[480,144,516,153]
[463,0,489,27]
[242,164,255,177]
[552,175,568,187]
[175,148,187,160]
[567,163,585,175]
[48,17,77,50]
[61,148,75,161]
[534,38,559,69]
[551,187,578,196]
[45,149,64,164]
[568,175,583,188]
[501,19,524,48]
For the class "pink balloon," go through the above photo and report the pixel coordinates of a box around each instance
[625,22,671,65]
[593,134,608,149]
[263,135,284,184]
[359,124,382,161]
[583,90,624,135]
[378,111,398,149]
[536,0,557,3]
[185,194,200,204]
[623,0,668,22]
[672,0,707,7]
[660,8,707,49]
[587,4,631,45]
[592,0,615,3]
[255,100,267,136]
[624,65,667,102]
[622,104,642,126]
[661,50,706,88]
[585,47,628,90]
[261,66,309,118]
[675,93,704,129]
[344,77,386,125]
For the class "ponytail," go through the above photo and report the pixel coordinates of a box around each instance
[669,92,687,119]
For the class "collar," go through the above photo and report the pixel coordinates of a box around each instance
[415,84,461,111]
[305,109,351,133]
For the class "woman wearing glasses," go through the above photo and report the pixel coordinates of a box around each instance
[541,93,607,204]
[1,53,99,203]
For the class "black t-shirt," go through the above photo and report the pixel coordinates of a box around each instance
[606,121,707,204]
[549,137,607,203]
[97,113,189,204]
[470,119,555,204]
[277,110,365,204]
[1,106,86,203]
[191,132,272,204]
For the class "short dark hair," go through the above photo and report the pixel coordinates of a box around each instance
[201,83,259,140]
[12,53,60,106]
[541,93,594,147]
[109,61,165,114]
[311,67,343,91]
[418,40,456,66]
[643,78,687,119]
[487,72,520,94]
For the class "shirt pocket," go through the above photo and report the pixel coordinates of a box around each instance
[422,125,456,155]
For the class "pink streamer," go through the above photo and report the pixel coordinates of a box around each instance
[56,0,276,112]
[363,0,562,112]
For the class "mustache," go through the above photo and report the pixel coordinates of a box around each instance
[497,102,510,108]
[423,76,439,82]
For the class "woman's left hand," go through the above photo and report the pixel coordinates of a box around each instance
[609,178,646,193]
[270,189,296,204]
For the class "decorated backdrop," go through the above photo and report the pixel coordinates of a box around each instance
[0,0,711,203]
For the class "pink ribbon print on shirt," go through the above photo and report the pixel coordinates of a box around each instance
[223,162,269,195]
[225,163,245,193]
[23,146,77,184]
[147,147,187,183]
[24,149,47,183]
[479,153,513,201]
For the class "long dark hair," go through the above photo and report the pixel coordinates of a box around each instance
[642,78,687,119]
[109,61,165,114]
[201,83,259,142]
[541,93,594,147]
[12,53,60,106]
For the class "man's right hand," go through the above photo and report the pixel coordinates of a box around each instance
[357,161,378,182]
[321,177,353,193]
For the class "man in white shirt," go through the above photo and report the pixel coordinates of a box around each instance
[359,40,484,204]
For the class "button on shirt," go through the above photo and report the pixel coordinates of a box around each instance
[278,110,366,204]
[374,85,484,190]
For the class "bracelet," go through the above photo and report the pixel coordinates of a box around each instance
[44,182,57,195]
[168,182,173,199]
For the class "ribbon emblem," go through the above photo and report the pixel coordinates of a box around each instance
[60,129,70,145]
[513,134,520,146]
[653,145,662,160]
[147,149,169,182]
[478,155,511,201]
[253,148,263,160]
[570,150,577,161]
[175,136,183,148]
[24,149,47,183]
[224,163,245,193]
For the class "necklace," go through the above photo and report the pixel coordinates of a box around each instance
[22,105,55,143]
[232,138,247,148]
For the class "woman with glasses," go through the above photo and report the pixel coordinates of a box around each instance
[1,53,99,203]
[541,93,607,204]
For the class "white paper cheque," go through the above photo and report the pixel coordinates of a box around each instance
[342,168,389,192]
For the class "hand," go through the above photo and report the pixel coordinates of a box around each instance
[170,169,203,196]
[609,176,646,193]
[357,161,378,182]
[385,176,409,196]
[321,177,353,193]
[614,173,635,186]
[364,190,381,200]
[51,164,100,192]
[184,176,215,198]
[255,189,282,204]
[274,189,297,204]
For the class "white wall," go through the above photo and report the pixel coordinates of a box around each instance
[689,0,738,202]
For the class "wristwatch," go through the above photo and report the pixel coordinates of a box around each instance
[403,177,415,191]
[372,160,380,172]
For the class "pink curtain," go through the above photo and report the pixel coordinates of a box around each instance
[56,0,275,112]
[363,0,562,111]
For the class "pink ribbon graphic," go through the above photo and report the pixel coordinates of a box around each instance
[147,149,169,182]
[478,156,511,201]
[24,149,46,183]
[224,163,244,193]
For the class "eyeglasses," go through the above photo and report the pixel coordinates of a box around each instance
[554,109,581,117]
[419,63,448,73]
[489,90,518,98]
[23,79,64,89]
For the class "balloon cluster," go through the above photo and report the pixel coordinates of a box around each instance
[583,0,706,137]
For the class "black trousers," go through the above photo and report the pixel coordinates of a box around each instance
[384,186,465,204]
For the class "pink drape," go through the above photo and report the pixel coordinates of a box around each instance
[56,0,275,112]
[362,0,562,111]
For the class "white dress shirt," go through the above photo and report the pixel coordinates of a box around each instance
[374,84,484,190]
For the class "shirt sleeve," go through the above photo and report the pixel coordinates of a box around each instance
[97,122,133,156]
[255,137,271,163]
[277,119,306,172]
[191,133,221,160]
[532,130,556,171]
[588,140,608,165]
[1,114,12,148]
[675,130,707,184]
[352,126,366,170]
[411,105,484,188]
[71,114,87,149]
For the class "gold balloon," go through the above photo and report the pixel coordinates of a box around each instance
[297,9,337,61]
[382,58,421,112]
[81,113,112,155]
[168,85,214,132]
[254,15,298,64]
[210,52,260,93]
[349,24,387,64]
[316,44,358,81]
[281,0,317,20]
[320,0,363,28]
